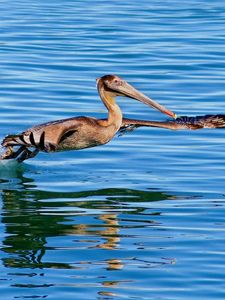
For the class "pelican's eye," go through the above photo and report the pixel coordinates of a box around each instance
[113,79,123,86]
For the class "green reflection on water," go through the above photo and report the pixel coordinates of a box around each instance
[0,163,174,271]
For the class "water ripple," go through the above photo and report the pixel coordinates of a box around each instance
[1,1,225,299]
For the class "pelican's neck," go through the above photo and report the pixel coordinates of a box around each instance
[99,88,123,130]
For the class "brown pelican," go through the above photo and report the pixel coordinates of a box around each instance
[0,74,176,162]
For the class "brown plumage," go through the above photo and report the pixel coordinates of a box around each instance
[1,74,176,162]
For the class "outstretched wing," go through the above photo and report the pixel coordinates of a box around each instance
[119,114,225,135]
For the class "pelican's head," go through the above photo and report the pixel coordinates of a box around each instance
[96,74,176,119]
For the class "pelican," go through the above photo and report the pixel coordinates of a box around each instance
[1,74,176,162]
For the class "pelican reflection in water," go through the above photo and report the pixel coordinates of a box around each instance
[0,74,175,162]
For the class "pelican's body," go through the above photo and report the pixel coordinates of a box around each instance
[1,74,175,162]
[22,116,121,152]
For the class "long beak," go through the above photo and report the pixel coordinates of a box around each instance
[114,81,176,119]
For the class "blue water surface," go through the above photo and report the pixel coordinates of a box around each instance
[1,1,225,299]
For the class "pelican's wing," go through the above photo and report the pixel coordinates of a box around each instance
[2,117,85,152]
[175,115,225,128]
[120,115,225,134]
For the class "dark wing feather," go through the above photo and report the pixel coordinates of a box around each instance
[175,115,225,129]
[58,130,78,144]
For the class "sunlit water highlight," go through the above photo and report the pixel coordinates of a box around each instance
[1,1,225,299]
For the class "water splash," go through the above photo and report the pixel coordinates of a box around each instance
[0,146,21,172]
[0,145,5,157]
[0,158,20,171]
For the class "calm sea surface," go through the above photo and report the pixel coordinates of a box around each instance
[1,1,225,299]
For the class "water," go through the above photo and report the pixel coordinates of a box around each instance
[1,1,225,299]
